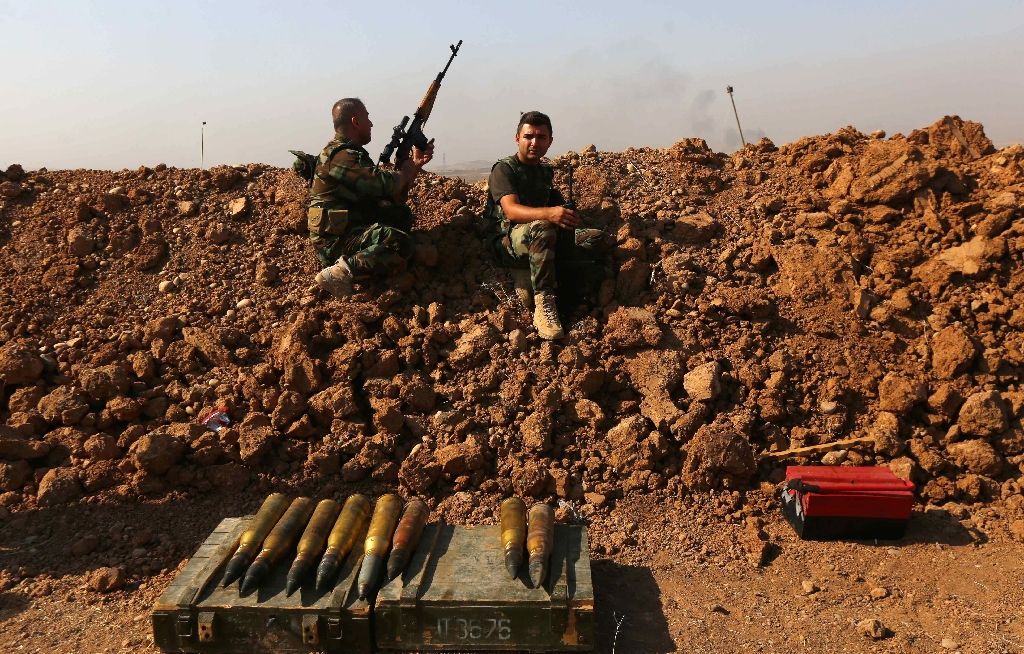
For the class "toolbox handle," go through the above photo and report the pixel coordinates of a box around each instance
[782,479,819,493]
[175,614,193,638]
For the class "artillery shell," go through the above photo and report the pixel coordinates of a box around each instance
[285,499,341,596]
[240,496,315,595]
[386,499,429,580]
[526,503,554,588]
[357,494,403,599]
[221,492,290,587]
[499,497,527,579]
[315,494,371,591]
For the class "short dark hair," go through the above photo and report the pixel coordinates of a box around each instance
[332,98,365,131]
[517,111,552,135]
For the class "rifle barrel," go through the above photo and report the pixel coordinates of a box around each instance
[438,40,462,81]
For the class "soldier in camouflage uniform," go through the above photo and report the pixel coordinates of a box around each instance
[309,97,433,297]
[484,111,608,340]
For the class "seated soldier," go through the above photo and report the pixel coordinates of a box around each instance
[484,111,607,339]
[309,97,433,297]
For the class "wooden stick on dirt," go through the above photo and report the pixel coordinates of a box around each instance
[760,435,874,460]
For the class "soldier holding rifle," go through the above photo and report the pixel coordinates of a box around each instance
[307,41,461,297]
[308,98,433,297]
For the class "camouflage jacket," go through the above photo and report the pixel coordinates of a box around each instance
[309,134,400,220]
[484,155,563,238]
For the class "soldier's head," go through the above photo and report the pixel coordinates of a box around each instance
[515,111,553,165]
[333,98,373,145]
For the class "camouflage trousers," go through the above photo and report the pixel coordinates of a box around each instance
[498,222,608,292]
[311,209,414,280]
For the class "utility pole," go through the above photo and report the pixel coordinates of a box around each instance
[201,121,207,168]
[725,86,746,147]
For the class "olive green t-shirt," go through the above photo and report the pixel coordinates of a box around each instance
[486,156,564,236]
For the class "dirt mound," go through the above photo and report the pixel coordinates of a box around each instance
[0,115,1022,519]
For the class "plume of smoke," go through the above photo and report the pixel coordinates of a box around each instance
[722,125,767,151]
[689,89,716,136]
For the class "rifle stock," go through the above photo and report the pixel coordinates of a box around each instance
[418,80,441,120]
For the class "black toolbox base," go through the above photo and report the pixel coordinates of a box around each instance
[782,498,909,540]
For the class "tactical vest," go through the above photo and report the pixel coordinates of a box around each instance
[307,139,379,238]
[483,155,556,236]
[309,141,366,209]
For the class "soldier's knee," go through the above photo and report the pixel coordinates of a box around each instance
[527,222,557,250]
[379,225,412,246]
[528,221,557,238]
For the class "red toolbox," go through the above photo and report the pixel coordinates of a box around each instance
[779,466,915,540]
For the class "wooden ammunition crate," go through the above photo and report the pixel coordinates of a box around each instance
[151,516,372,653]
[374,523,594,651]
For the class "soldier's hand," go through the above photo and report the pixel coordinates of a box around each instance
[411,142,434,168]
[545,206,579,228]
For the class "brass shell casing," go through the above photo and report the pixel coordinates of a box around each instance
[236,492,291,560]
[526,503,554,588]
[357,494,404,599]
[387,499,429,579]
[391,499,429,553]
[295,499,342,560]
[325,494,372,558]
[257,496,315,565]
[222,492,290,588]
[315,494,371,591]
[526,503,553,557]
[500,497,527,578]
[500,497,527,555]
[364,494,403,559]
[284,498,341,596]
[240,497,315,595]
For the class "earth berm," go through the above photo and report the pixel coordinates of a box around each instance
[0,116,1022,652]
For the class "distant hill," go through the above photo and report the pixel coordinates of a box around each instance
[426,159,494,182]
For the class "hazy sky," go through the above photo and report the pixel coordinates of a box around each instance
[2,1,1023,171]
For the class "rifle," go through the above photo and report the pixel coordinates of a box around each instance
[562,163,576,211]
[377,40,462,169]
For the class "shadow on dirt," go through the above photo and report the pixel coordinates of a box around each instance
[0,591,30,622]
[0,495,245,584]
[899,507,988,546]
[792,507,987,549]
[591,559,674,654]
[0,478,411,589]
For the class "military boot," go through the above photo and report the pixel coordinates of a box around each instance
[533,291,564,340]
[511,269,533,310]
[315,258,354,297]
